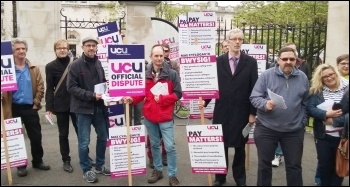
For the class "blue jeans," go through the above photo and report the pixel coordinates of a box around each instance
[144,118,177,177]
[76,106,108,173]
[275,142,283,156]
[315,162,321,184]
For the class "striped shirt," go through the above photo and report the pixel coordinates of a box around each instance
[323,77,349,137]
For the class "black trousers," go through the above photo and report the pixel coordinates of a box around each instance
[215,146,246,186]
[12,104,43,168]
[56,112,78,162]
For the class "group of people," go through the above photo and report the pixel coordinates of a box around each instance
[2,27,348,186]
[213,29,348,186]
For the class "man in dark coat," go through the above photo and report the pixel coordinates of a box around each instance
[199,28,258,186]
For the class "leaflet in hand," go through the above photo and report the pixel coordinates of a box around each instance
[94,82,107,94]
[150,82,169,95]
[242,123,253,138]
[45,114,55,125]
[267,89,287,109]
[316,100,334,111]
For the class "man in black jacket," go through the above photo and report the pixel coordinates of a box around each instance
[67,36,110,183]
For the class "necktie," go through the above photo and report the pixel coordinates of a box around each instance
[230,57,238,74]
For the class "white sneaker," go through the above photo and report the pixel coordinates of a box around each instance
[272,155,282,167]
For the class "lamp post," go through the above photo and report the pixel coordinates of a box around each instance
[241,18,247,33]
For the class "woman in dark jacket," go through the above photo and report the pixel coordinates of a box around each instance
[307,64,349,186]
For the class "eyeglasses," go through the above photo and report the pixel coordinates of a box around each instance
[84,44,97,48]
[339,62,349,66]
[164,50,169,52]
[56,47,68,50]
[322,73,336,80]
[229,38,243,42]
[280,57,296,62]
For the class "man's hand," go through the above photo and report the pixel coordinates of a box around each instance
[123,96,133,104]
[46,111,52,118]
[248,114,256,125]
[95,93,102,101]
[198,100,205,110]
[265,100,275,111]
[154,95,160,103]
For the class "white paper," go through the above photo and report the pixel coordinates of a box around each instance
[316,100,334,111]
[242,123,253,138]
[94,82,107,94]
[267,89,287,109]
[45,114,55,125]
[150,82,169,95]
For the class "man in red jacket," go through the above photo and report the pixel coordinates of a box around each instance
[124,44,182,186]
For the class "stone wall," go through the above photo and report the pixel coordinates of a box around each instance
[325,1,349,66]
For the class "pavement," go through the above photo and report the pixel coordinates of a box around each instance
[1,117,349,186]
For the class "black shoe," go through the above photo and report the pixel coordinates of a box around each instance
[17,168,28,177]
[213,180,226,186]
[63,161,73,173]
[33,162,50,170]
[89,157,96,166]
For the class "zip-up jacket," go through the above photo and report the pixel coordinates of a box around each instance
[66,53,106,114]
[250,65,309,132]
[132,63,182,123]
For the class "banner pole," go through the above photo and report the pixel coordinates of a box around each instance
[199,97,212,186]
[125,103,132,186]
[1,100,13,185]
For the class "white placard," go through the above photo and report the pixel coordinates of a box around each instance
[186,124,227,174]
[1,117,28,169]
[109,125,146,178]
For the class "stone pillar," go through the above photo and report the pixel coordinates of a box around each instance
[121,1,161,62]
[16,2,61,123]
[325,1,349,66]
[2,2,13,40]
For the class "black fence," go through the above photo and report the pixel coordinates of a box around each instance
[216,19,327,73]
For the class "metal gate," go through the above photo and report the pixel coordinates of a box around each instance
[216,20,327,73]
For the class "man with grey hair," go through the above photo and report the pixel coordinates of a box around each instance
[2,38,50,177]
[199,28,258,186]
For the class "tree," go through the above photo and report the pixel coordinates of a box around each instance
[104,2,125,22]
[233,1,328,70]
[155,1,192,24]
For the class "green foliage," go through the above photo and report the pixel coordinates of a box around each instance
[233,1,328,72]
[104,2,123,22]
[155,1,192,23]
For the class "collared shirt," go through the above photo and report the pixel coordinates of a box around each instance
[228,52,240,73]
[12,64,33,105]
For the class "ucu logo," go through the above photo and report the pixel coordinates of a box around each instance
[157,37,175,44]
[207,125,219,130]
[131,126,141,130]
[254,45,264,49]
[204,12,213,16]
[201,45,211,49]
[111,62,143,73]
[5,119,18,124]
[110,47,128,54]
[98,26,110,33]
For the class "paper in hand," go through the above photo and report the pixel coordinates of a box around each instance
[267,89,287,109]
[45,114,55,125]
[242,123,253,138]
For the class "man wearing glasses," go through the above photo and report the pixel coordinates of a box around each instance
[336,54,349,79]
[199,28,258,186]
[67,36,110,183]
[250,47,309,186]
